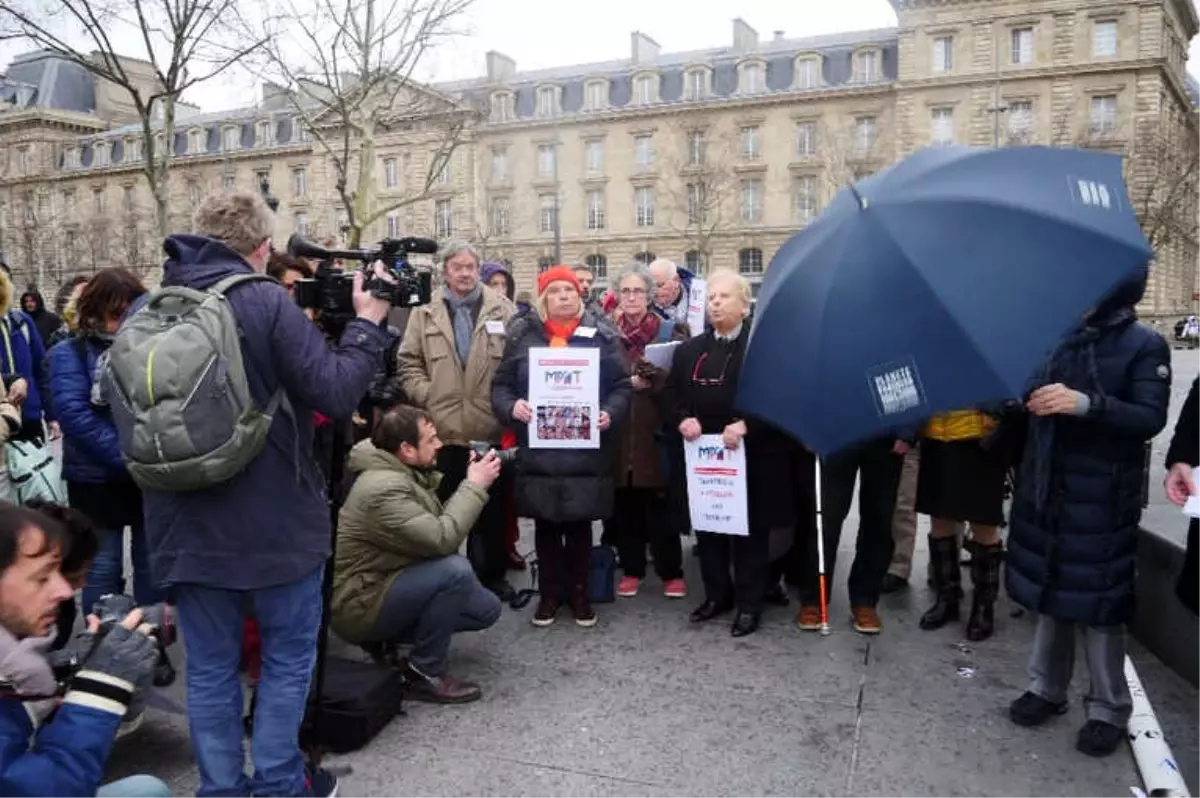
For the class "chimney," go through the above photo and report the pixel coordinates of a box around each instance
[774,30,786,42]
[631,31,661,65]
[733,18,759,52]
[485,51,516,83]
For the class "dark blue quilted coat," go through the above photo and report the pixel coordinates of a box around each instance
[1006,270,1171,626]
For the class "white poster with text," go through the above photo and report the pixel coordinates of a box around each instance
[527,347,601,450]
[686,278,707,337]
[684,434,749,536]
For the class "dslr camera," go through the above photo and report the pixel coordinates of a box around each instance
[469,440,519,465]
[286,234,437,319]
[45,594,175,690]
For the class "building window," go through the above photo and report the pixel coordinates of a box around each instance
[335,208,348,239]
[126,138,143,162]
[63,147,79,169]
[188,181,201,207]
[739,62,764,94]
[383,157,398,189]
[189,129,205,154]
[386,211,400,238]
[257,120,273,146]
[65,230,77,261]
[932,36,953,72]
[538,193,557,233]
[687,130,706,166]
[491,197,510,235]
[223,127,240,151]
[62,190,76,217]
[855,50,879,82]
[684,250,704,272]
[491,148,508,182]
[537,144,556,177]
[634,186,654,227]
[295,118,311,142]
[793,175,817,223]
[738,248,764,276]
[490,92,514,122]
[294,212,308,236]
[795,121,816,157]
[254,169,270,189]
[37,194,50,219]
[740,179,763,223]
[585,140,604,174]
[586,189,605,230]
[292,167,308,197]
[1093,20,1117,58]
[740,125,760,160]
[1008,100,1034,143]
[1090,95,1117,135]
[222,172,236,190]
[536,86,557,117]
[795,58,819,89]
[633,74,655,105]
[585,253,608,281]
[1011,27,1033,65]
[434,199,453,238]
[931,107,954,145]
[633,251,656,265]
[433,154,451,185]
[122,185,134,212]
[584,81,606,110]
[93,141,108,168]
[537,257,554,272]
[13,148,28,175]
[855,116,878,152]
[634,135,653,168]
[685,69,707,100]
[686,182,707,225]
[92,187,105,214]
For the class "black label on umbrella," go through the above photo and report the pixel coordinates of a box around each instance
[867,358,926,417]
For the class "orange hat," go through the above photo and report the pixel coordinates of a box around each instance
[537,265,581,296]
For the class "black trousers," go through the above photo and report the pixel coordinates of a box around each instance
[697,528,770,614]
[535,520,592,599]
[436,445,508,586]
[614,487,682,581]
[798,438,903,608]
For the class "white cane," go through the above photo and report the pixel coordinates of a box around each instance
[815,458,831,636]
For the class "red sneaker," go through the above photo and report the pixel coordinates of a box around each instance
[663,578,687,599]
[616,576,641,597]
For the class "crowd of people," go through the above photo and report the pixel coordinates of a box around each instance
[0,185,1191,797]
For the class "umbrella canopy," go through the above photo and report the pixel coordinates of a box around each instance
[736,145,1152,456]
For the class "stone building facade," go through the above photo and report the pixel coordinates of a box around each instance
[0,0,1195,317]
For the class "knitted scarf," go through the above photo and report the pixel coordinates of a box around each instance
[618,311,661,361]
[544,317,580,348]
[443,283,482,365]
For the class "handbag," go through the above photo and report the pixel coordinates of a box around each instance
[6,438,66,504]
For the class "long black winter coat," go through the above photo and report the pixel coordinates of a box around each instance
[1169,378,1198,614]
[1006,273,1171,627]
[491,308,631,523]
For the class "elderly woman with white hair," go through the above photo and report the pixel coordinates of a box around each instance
[662,268,801,637]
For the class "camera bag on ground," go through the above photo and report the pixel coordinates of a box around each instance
[104,274,286,492]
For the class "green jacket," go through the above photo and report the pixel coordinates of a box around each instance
[331,440,489,644]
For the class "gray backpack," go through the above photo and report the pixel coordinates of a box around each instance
[105,273,283,491]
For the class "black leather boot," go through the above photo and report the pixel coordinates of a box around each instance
[966,542,1004,641]
[919,535,961,630]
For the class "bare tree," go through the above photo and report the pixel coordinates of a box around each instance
[819,117,890,199]
[80,217,114,275]
[7,189,64,289]
[0,0,267,240]
[660,127,740,272]
[261,0,474,248]
[1125,118,1199,256]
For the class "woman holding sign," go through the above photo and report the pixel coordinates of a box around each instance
[491,266,631,629]
[662,269,800,638]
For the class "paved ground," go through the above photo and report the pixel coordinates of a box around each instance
[106,525,1198,797]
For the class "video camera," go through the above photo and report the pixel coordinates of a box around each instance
[286,234,437,317]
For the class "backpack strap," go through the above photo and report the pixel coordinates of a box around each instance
[210,273,279,297]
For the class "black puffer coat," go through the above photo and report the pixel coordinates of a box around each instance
[1006,270,1171,626]
[491,308,631,523]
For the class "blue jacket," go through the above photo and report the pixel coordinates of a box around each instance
[47,336,126,484]
[1007,271,1171,626]
[142,235,391,590]
[0,681,124,796]
[0,310,52,426]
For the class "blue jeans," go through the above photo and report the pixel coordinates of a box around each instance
[175,566,323,797]
[81,522,165,615]
[97,774,172,797]
[369,555,501,675]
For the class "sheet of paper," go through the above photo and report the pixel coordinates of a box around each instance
[1184,472,1200,519]
[683,434,750,536]
[643,341,680,371]
[527,347,601,450]
[686,278,707,337]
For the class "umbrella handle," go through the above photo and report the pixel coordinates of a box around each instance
[814,458,830,635]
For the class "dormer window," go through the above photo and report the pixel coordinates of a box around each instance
[256,120,273,146]
[93,141,108,168]
[738,60,765,94]
[632,73,658,105]
[126,137,143,162]
[583,80,608,111]
[685,68,710,100]
[794,56,820,90]
[222,126,240,152]
[490,91,515,122]
[189,128,206,155]
[536,85,559,118]
[854,49,881,82]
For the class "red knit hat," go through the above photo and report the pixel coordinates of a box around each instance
[537,265,582,296]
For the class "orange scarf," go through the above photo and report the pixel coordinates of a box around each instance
[545,318,580,348]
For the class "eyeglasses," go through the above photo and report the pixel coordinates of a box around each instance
[619,288,647,297]
[691,351,733,387]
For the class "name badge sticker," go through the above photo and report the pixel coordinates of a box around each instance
[485,320,506,335]
[575,326,597,338]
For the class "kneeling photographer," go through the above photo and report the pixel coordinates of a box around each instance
[0,504,168,797]
[332,405,503,704]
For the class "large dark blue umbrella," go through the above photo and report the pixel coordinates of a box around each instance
[736,145,1152,456]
